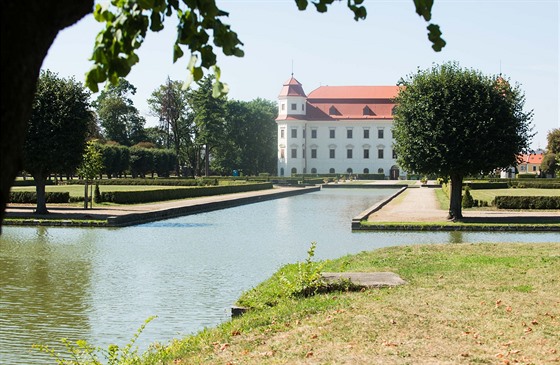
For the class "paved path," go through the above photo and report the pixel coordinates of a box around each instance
[367,186,560,224]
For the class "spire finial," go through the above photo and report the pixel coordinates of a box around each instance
[291,59,294,77]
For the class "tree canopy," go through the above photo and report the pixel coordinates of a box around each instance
[393,62,534,219]
[23,70,92,213]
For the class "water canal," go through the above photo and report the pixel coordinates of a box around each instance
[1,188,558,364]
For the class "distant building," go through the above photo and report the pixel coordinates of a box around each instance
[516,152,544,175]
[275,76,404,179]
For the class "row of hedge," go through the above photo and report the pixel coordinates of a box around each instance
[9,191,70,204]
[63,178,219,187]
[494,196,560,210]
[98,182,274,204]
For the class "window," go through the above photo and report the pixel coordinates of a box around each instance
[302,104,305,111]
[378,168,384,173]
[281,104,285,111]
[392,149,397,159]
[363,168,369,173]
[378,129,384,139]
[291,129,297,138]
[347,129,353,139]
[311,129,317,138]
[347,168,353,173]
[378,149,384,159]
[329,168,335,173]
[303,129,306,138]
[291,167,297,174]
[280,129,285,139]
[291,103,297,110]
[329,149,336,159]
[311,149,317,159]
[302,148,306,158]
[291,148,297,158]
[329,129,335,139]
[363,129,370,139]
[532,165,537,171]
[347,149,353,159]
[280,149,285,159]
[363,149,370,159]
[311,168,317,173]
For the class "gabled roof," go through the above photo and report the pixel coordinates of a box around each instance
[307,86,400,100]
[518,153,544,164]
[278,76,307,98]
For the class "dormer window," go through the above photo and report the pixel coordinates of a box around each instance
[329,106,340,115]
[363,106,374,116]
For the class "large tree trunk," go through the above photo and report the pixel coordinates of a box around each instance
[1,0,94,231]
[33,172,48,214]
[448,173,464,220]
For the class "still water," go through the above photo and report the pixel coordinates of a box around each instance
[1,188,558,364]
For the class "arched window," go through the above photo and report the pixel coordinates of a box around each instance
[329,168,335,174]
[363,168,369,173]
[311,168,317,174]
[347,168,353,173]
[378,168,384,173]
[280,167,284,176]
[291,167,297,174]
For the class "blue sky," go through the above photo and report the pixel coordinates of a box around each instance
[42,0,558,150]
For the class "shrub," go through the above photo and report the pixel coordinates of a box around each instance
[462,187,475,208]
[517,173,537,179]
[94,184,102,203]
[9,191,70,204]
[494,196,560,209]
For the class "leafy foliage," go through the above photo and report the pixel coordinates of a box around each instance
[94,79,146,146]
[33,316,156,365]
[393,62,534,219]
[86,0,244,96]
[23,70,92,213]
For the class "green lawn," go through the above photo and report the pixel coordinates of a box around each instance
[470,188,560,205]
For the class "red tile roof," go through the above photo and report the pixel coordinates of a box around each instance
[278,76,307,97]
[519,153,544,164]
[307,86,400,100]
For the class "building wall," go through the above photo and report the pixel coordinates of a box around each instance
[277,119,401,177]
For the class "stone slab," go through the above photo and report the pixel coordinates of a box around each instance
[321,272,406,288]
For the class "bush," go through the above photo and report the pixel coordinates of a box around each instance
[462,187,475,208]
[9,191,70,203]
[94,184,102,203]
[464,182,509,189]
[494,196,560,209]
[100,182,273,204]
[517,173,537,179]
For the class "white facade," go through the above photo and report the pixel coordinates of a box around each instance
[276,77,403,179]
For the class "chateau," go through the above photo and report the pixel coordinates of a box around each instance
[276,76,403,179]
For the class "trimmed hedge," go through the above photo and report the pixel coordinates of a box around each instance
[100,182,273,204]
[464,182,509,190]
[9,191,70,204]
[64,178,218,187]
[494,196,560,210]
[12,180,55,187]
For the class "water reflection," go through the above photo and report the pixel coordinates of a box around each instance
[0,228,94,365]
[1,188,558,365]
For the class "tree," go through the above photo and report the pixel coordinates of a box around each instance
[22,70,92,214]
[393,62,533,220]
[1,0,443,227]
[77,140,104,209]
[189,76,226,176]
[213,98,277,175]
[545,128,560,154]
[94,79,146,146]
[148,77,191,175]
[541,128,560,176]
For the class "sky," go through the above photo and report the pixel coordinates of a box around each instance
[41,0,559,150]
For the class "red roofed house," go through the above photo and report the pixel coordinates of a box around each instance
[516,152,544,175]
[276,76,404,178]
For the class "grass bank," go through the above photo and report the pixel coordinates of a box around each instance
[140,243,559,364]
